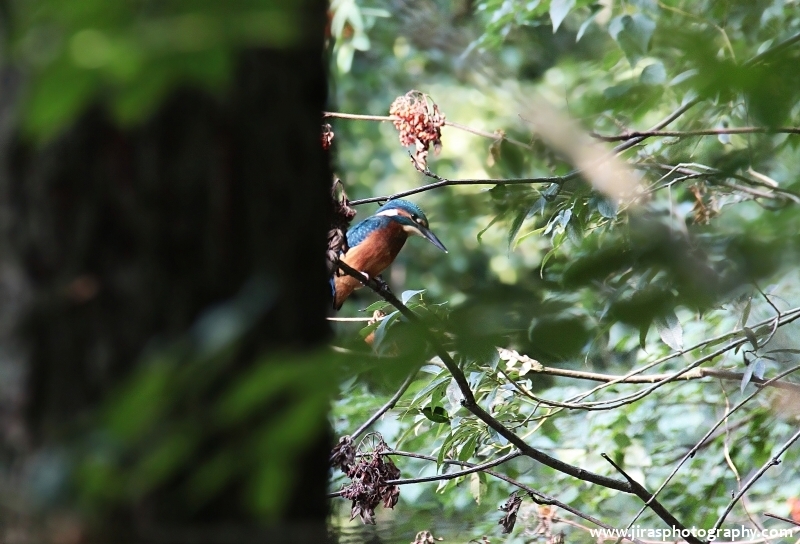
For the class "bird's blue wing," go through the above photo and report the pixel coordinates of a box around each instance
[346,215,390,248]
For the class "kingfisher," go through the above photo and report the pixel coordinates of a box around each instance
[333,199,447,309]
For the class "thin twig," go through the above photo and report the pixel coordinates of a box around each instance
[623,364,800,531]
[505,363,800,393]
[713,426,800,532]
[322,111,532,149]
[336,260,699,539]
[350,370,418,440]
[371,449,643,543]
[763,512,800,528]
[348,173,566,205]
[591,126,800,142]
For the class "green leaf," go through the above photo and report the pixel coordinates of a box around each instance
[655,310,683,350]
[576,5,602,42]
[507,207,528,248]
[595,195,618,219]
[741,360,754,394]
[550,0,576,33]
[459,433,479,462]
[372,310,400,349]
[423,405,451,424]
[639,322,649,350]
[364,300,390,312]
[608,14,655,66]
[640,62,666,85]
[740,297,752,328]
[470,472,487,504]
[401,289,426,305]
[477,214,504,244]
[743,327,759,350]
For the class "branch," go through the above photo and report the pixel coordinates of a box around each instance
[601,454,701,544]
[641,163,800,203]
[612,98,701,154]
[561,308,800,406]
[347,172,568,206]
[322,111,532,149]
[744,31,800,67]
[763,513,800,528]
[516,363,800,393]
[333,449,645,544]
[350,369,418,440]
[713,426,800,532]
[336,261,474,400]
[384,450,521,485]
[623,364,800,531]
[336,260,698,537]
[552,307,800,412]
[593,126,800,142]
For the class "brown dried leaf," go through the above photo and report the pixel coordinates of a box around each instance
[498,493,523,534]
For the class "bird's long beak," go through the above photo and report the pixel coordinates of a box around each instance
[419,226,448,253]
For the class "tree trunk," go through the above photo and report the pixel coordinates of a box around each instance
[0,5,332,543]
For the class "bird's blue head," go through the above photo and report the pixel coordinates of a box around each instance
[375,199,447,252]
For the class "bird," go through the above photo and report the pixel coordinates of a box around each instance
[333,199,447,309]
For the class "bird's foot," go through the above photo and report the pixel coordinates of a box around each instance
[372,275,390,292]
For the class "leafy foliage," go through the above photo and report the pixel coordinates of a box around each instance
[328,0,800,542]
[11,0,305,139]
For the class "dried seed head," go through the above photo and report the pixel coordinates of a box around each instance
[498,493,523,534]
[328,179,356,274]
[389,91,445,170]
[322,123,334,150]
[338,434,401,524]
[330,435,356,473]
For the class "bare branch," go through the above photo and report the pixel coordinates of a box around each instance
[506,362,800,393]
[348,172,568,205]
[368,449,644,544]
[592,126,800,143]
[601,453,699,544]
[322,111,532,149]
[623,364,800,531]
[713,426,800,532]
[336,260,699,536]
[763,513,800,528]
[350,370,418,441]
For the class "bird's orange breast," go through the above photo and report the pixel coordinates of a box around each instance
[333,224,408,309]
[341,224,407,277]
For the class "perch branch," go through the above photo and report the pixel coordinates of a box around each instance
[336,260,699,538]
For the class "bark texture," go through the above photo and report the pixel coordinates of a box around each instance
[0,4,332,542]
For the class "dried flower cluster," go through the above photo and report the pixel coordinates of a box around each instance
[389,90,445,170]
[328,179,356,274]
[322,123,334,150]
[498,493,523,534]
[690,183,717,224]
[335,435,401,524]
[330,436,356,473]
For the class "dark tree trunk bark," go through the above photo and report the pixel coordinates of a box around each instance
[0,3,332,543]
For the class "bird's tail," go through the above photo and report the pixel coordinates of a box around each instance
[333,274,363,310]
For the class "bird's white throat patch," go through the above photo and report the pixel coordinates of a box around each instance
[402,224,424,236]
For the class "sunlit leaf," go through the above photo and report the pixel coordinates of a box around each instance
[608,14,655,66]
[549,0,576,33]
[654,310,683,351]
